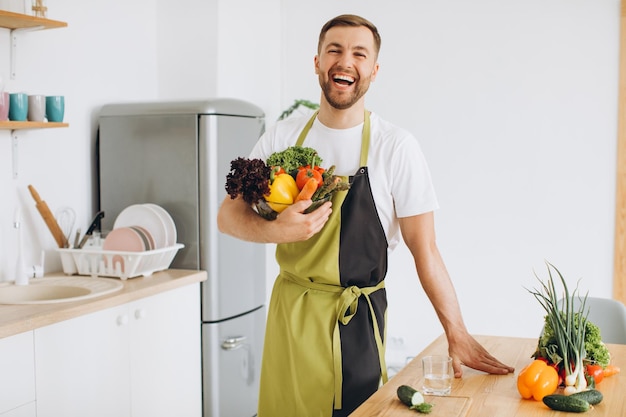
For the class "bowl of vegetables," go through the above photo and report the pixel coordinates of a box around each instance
[225,146,349,220]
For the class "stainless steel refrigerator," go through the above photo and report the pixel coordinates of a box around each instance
[97,99,266,417]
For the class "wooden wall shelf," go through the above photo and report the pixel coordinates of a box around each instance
[0,10,68,79]
[0,10,67,30]
[0,121,69,130]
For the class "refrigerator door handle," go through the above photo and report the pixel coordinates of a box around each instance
[221,335,247,351]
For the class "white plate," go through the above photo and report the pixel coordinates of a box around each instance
[143,203,177,247]
[113,204,168,249]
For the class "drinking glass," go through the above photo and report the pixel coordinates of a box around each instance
[422,355,453,395]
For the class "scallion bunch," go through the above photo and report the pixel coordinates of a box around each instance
[527,262,589,395]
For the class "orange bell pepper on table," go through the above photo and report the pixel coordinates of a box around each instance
[517,359,559,401]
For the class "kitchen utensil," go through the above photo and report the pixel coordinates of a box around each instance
[55,206,76,247]
[77,211,105,249]
[73,228,81,248]
[27,184,68,248]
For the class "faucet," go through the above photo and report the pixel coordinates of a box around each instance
[13,208,45,286]
[14,207,28,286]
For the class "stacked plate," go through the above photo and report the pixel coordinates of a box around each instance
[103,203,177,252]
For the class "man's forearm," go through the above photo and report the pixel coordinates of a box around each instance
[217,196,276,243]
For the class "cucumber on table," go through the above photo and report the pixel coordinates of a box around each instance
[397,385,424,407]
[542,394,590,413]
[396,385,433,414]
[570,389,603,405]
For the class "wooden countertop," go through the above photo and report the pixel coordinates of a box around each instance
[0,269,206,339]
[350,334,625,417]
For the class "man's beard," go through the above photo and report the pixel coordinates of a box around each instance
[319,75,370,110]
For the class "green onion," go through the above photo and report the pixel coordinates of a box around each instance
[527,262,589,393]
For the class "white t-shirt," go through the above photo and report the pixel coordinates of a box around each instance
[250,112,439,251]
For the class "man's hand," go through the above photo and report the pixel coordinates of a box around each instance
[217,195,332,244]
[448,333,515,377]
[271,200,332,243]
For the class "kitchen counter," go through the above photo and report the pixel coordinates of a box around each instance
[0,269,206,339]
[350,334,626,417]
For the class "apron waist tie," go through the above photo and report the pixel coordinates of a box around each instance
[281,271,388,410]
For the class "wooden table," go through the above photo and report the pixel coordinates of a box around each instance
[350,334,625,417]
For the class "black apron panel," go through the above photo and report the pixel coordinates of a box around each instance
[339,167,388,287]
[333,290,388,417]
[335,166,389,416]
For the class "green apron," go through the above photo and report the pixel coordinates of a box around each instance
[258,111,389,417]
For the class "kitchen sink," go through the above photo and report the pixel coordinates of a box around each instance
[0,276,124,305]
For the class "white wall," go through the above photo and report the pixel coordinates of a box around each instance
[278,0,620,366]
[0,0,159,279]
[155,0,218,99]
[0,0,620,370]
[215,0,283,119]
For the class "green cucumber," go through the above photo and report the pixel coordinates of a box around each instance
[570,389,603,405]
[542,395,590,413]
[397,385,424,407]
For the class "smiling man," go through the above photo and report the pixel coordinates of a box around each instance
[315,21,379,111]
[217,14,514,417]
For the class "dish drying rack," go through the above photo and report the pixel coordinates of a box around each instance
[57,244,183,280]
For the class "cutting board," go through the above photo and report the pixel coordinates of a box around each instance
[350,395,472,417]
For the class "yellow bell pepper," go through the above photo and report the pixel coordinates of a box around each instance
[265,173,299,213]
[517,359,559,401]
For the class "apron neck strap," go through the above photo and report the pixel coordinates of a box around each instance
[295,110,371,167]
[295,110,318,146]
[360,111,371,167]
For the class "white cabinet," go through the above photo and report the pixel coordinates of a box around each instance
[129,284,202,417]
[34,284,201,417]
[34,303,131,417]
[0,331,36,417]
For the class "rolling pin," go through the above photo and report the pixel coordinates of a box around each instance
[27,184,68,248]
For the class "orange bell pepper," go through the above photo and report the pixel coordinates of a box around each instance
[517,359,559,401]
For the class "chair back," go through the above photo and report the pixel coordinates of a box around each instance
[558,296,626,345]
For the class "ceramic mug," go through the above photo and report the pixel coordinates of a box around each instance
[9,92,28,121]
[28,95,46,122]
[45,95,64,122]
[0,92,9,121]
